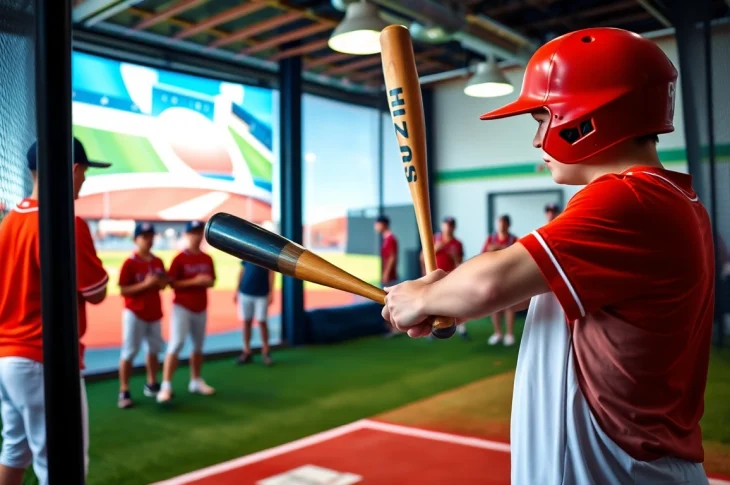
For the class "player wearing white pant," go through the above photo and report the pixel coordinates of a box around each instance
[157,221,216,403]
[0,139,110,484]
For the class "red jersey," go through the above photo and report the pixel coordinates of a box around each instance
[433,233,463,272]
[168,250,215,313]
[380,232,398,284]
[0,199,108,369]
[519,166,714,462]
[119,253,166,322]
[482,232,517,252]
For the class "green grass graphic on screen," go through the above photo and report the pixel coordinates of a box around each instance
[73,126,168,176]
[229,127,272,181]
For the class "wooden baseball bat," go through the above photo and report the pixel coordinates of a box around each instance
[380,25,456,339]
[204,212,385,303]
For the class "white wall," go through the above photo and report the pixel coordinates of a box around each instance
[431,31,729,259]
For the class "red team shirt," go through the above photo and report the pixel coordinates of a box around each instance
[380,233,398,284]
[168,250,215,313]
[119,253,166,322]
[0,199,108,369]
[519,166,714,462]
[482,232,517,253]
[433,234,464,273]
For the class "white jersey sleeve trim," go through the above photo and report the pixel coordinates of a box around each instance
[80,274,109,297]
[531,230,586,318]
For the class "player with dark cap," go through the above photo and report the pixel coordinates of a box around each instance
[544,203,560,223]
[157,221,216,403]
[382,28,713,483]
[0,138,110,483]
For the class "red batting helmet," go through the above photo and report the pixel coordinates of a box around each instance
[479,28,678,164]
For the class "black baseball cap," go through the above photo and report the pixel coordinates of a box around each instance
[185,221,205,233]
[443,216,456,227]
[545,203,560,212]
[134,222,155,238]
[376,215,390,225]
[26,137,112,171]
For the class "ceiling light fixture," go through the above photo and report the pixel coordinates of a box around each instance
[464,56,514,98]
[328,0,388,55]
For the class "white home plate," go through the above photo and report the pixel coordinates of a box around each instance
[257,465,362,485]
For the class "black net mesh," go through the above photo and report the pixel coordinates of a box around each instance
[0,0,35,222]
[667,0,730,346]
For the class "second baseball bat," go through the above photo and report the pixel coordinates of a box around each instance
[380,25,456,339]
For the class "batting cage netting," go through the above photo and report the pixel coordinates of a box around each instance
[0,0,35,221]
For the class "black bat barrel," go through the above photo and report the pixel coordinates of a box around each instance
[204,213,292,272]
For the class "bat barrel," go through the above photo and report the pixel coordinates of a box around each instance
[204,213,300,276]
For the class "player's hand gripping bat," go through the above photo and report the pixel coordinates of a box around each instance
[380,25,457,339]
[205,213,441,329]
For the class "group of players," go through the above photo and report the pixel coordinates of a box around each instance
[375,203,560,344]
[0,138,277,484]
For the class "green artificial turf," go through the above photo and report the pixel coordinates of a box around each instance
[81,319,517,485]
[14,321,730,484]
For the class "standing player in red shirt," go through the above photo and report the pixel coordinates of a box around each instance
[382,28,714,484]
[117,223,168,409]
[157,221,216,403]
[375,216,401,337]
[481,215,518,346]
[0,138,110,484]
[422,217,467,339]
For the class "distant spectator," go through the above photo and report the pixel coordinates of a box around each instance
[545,203,560,223]
[375,215,400,337]
[482,215,518,346]
[235,222,275,366]
[424,217,467,339]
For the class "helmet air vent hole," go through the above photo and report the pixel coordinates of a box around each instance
[581,36,594,43]
[580,120,594,136]
[560,128,581,144]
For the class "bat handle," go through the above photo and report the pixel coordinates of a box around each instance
[430,315,456,339]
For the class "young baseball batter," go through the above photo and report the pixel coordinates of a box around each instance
[382,28,714,484]
[157,221,216,403]
[117,222,167,409]
[481,215,518,346]
[0,139,110,484]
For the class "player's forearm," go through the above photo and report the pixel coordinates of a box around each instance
[420,248,539,320]
[171,279,205,289]
[120,282,150,296]
[383,257,395,277]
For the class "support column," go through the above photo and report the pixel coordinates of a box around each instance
[36,0,86,481]
[279,54,305,345]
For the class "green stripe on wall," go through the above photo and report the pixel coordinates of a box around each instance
[436,144,730,183]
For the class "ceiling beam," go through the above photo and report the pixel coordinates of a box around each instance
[173,1,268,40]
[132,0,206,31]
[530,0,637,29]
[304,52,352,69]
[208,10,302,49]
[322,55,382,76]
[636,0,672,28]
[267,38,329,61]
[240,21,331,55]
[595,10,652,26]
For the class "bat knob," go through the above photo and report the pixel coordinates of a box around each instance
[430,325,456,340]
